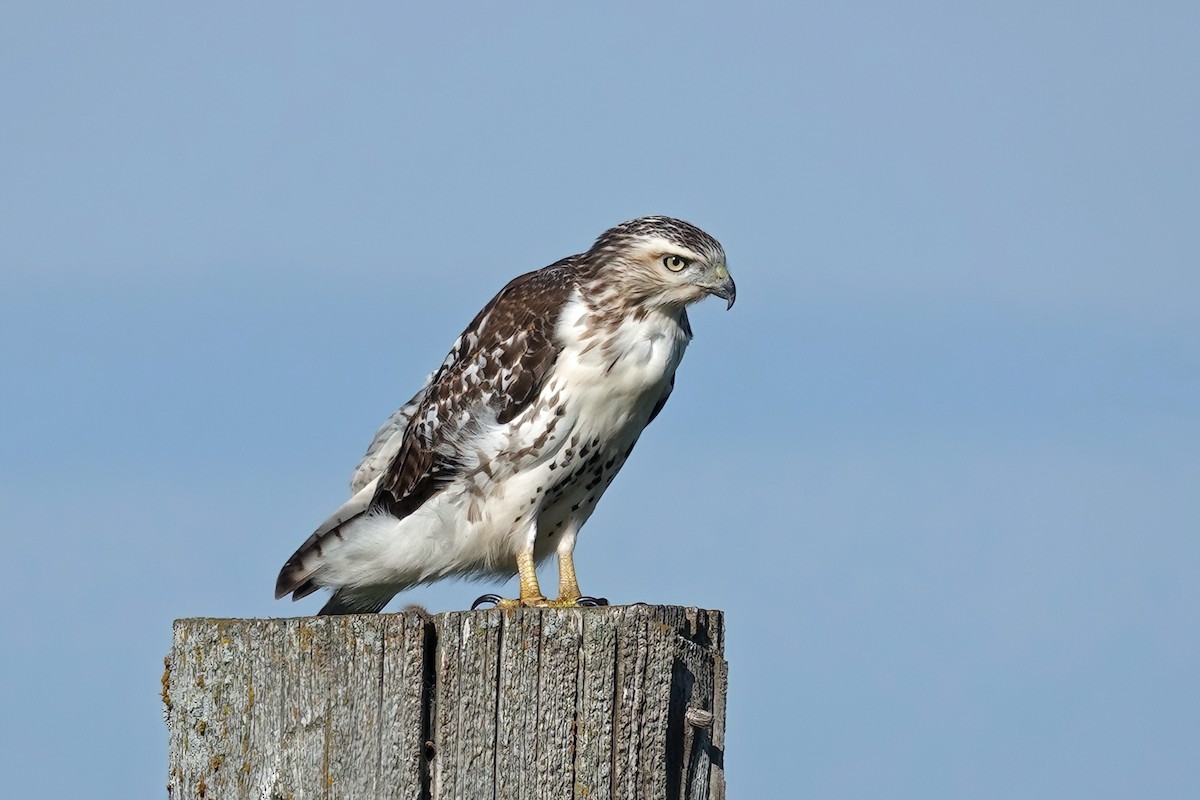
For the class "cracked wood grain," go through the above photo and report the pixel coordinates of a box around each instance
[167,606,724,799]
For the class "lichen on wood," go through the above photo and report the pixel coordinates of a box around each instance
[166,605,725,800]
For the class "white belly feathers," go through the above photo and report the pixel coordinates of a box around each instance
[319,292,691,591]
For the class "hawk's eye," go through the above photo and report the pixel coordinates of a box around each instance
[662,255,690,272]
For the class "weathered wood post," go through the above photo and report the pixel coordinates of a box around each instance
[165,605,726,799]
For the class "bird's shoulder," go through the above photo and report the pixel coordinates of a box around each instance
[374,259,580,513]
[434,258,579,418]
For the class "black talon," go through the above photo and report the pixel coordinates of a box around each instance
[471,593,503,610]
[577,596,609,607]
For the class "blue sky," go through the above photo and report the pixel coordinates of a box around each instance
[1,2,1197,797]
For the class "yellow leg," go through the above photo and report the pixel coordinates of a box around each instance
[473,549,604,609]
[557,549,581,604]
[516,551,545,604]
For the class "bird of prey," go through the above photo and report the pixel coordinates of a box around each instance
[275,216,735,614]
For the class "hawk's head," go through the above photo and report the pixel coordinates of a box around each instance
[584,216,736,311]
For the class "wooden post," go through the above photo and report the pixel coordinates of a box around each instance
[165,605,726,800]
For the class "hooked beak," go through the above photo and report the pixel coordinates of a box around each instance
[706,265,736,310]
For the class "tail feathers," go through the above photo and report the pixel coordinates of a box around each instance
[275,478,379,601]
[289,578,321,601]
[319,586,398,616]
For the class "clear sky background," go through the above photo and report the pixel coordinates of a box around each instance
[1,2,1197,797]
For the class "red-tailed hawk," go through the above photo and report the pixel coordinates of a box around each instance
[276,216,735,614]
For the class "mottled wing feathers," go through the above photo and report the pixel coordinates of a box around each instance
[276,262,576,601]
[376,261,576,514]
[350,383,430,493]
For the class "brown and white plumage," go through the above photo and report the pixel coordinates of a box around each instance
[275,216,735,614]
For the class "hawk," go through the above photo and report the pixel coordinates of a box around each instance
[275,216,735,614]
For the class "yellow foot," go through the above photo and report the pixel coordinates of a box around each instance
[470,593,609,610]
